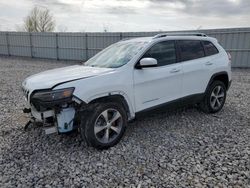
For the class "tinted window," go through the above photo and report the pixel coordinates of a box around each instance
[142,41,176,66]
[203,41,219,56]
[178,40,205,61]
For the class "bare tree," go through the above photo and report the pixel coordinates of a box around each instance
[57,25,68,32]
[23,7,55,32]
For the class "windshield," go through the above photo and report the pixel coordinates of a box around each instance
[84,41,147,68]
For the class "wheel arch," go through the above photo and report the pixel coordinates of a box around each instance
[206,71,229,92]
[87,93,135,120]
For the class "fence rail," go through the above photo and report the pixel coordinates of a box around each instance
[1,27,250,67]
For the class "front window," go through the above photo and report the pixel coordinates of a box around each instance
[85,41,147,68]
[142,41,177,66]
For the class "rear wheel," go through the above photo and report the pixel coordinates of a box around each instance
[80,102,127,149]
[199,80,227,113]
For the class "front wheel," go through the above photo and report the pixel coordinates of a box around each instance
[199,80,227,113]
[80,102,127,149]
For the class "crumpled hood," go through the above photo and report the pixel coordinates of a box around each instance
[22,65,114,91]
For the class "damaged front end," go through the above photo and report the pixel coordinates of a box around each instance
[23,87,82,134]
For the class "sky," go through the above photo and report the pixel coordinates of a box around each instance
[0,0,250,32]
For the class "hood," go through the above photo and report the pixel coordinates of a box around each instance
[22,65,114,91]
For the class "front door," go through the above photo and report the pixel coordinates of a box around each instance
[133,40,183,112]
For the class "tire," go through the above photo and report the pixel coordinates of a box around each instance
[199,80,227,113]
[79,102,127,149]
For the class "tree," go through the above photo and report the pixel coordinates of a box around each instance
[23,7,55,32]
[57,25,68,32]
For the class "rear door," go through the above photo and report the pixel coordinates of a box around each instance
[133,40,183,112]
[177,40,211,96]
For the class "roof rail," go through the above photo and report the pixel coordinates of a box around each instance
[153,32,207,39]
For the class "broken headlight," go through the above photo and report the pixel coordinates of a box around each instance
[32,88,75,102]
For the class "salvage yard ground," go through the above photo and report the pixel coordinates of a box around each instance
[0,56,249,187]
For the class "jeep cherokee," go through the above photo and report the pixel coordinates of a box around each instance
[22,33,232,149]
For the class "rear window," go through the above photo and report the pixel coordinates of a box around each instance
[203,41,219,56]
[178,40,205,62]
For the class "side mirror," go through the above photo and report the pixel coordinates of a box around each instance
[136,58,158,69]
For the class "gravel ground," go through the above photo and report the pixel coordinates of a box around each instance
[0,56,249,188]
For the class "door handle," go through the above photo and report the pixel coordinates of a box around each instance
[205,61,213,65]
[170,68,180,73]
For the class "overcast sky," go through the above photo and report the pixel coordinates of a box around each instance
[0,0,250,32]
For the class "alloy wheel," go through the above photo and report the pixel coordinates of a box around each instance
[94,108,123,144]
[210,85,225,110]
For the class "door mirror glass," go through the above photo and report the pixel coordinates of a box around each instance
[137,58,157,68]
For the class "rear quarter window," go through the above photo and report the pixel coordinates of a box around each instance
[202,41,219,56]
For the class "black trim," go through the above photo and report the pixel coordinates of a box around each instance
[205,71,229,92]
[201,40,207,56]
[30,88,75,111]
[31,97,73,110]
[175,40,181,63]
[135,93,204,117]
[135,63,157,69]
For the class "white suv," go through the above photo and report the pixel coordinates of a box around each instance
[22,33,232,149]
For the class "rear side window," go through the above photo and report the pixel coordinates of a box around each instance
[178,40,205,62]
[203,41,219,56]
[142,41,176,66]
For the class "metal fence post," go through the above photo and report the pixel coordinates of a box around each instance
[56,33,59,60]
[29,33,33,58]
[6,32,10,56]
[85,33,88,61]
